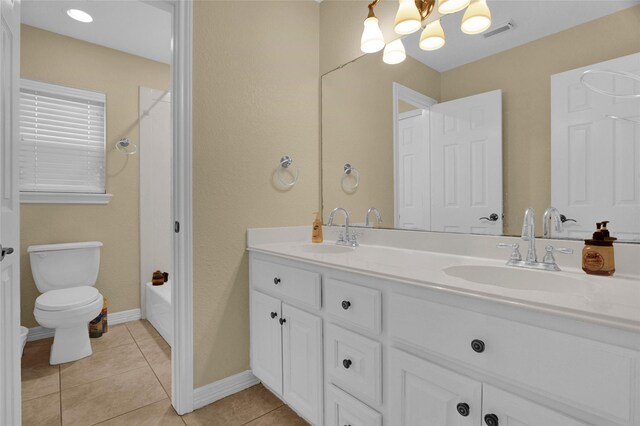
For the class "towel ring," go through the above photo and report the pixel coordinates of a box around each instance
[116,138,137,155]
[341,163,360,193]
[580,69,640,99]
[276,156,299,187]
[606,115,640,125]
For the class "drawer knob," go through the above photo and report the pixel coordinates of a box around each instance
[456,403,470,417]
[273,277,281,285]
[270,312,277,319]
[341,300,351,310]
[471,339,485,353]
[484,414,499,426]
[342,359,352,369]
[279,318,286,325]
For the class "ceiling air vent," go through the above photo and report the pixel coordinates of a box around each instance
[483,21,514,38]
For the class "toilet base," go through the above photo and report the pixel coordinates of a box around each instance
[50,324,93,365]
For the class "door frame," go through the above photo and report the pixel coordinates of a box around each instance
[392,82,437,228]
[167,0,194,415]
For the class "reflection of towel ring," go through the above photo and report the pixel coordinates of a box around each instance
[116,138,137,155]
[276,156,299,187]
[580,69,640,99]
[607,114,640,125]
[341,163,360,193]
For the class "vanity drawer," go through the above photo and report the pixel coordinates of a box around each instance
[325,323,382,406]
[251,259,321,309]
[325,384,381,426]
[325,278,381,334]
[389,293,637,423]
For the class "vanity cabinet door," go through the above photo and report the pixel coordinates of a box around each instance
[282,303,323,425]
[389,348,482,426]
[481,385,591,426]
[250,291,283,395]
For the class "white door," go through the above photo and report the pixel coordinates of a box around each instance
[250,291,283,395]
[0,0,21,423]
[139,87,172,316]
[482,385,590,426]
[282,303,322,425]
[388,348,482,426]
[431,90,503,235]
[551,53,640,241]
[396,109,430,230]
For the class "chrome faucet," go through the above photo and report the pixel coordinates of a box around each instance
[365,207,382,228]
[522,207,537,262]
[328,207,358,247]
[542,207,563,239]
[497,207,573,271]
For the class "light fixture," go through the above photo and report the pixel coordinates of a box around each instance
[438,0,470,14]
[383,39,406,64]
[394,0,423,35]
[361,6,386,53]
[66,9,93,23]
[461,0,491,34]
[419,19,445,51]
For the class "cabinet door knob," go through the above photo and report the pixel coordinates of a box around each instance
[342,359,352,369]
[456,403,470,417]
[484,414,499,426]
[270,312,277,319]
[279,318,286,325]
[341,300,351,310]
[273,277,281,285]
[471,339,485,353]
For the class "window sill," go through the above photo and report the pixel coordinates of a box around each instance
[20,192,113,205]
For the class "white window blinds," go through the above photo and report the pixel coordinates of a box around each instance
[19,79,106,194]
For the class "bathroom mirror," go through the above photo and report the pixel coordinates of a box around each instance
[321,1,640,241]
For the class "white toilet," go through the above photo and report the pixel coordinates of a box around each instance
[29,241,104,365]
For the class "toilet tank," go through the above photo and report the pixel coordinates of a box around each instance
[28,242,102,293]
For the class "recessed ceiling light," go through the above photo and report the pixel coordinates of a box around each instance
[66,9,93,23]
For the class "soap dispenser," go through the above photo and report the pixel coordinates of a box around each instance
[312,212,323,243]
[582,221,616,276]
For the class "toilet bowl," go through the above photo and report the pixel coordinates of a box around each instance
[29,241,103,365]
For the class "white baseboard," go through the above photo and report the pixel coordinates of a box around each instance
[27,308,142,342]
[193,370,260,410]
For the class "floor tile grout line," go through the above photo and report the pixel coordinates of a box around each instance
[239,403,286,426]
[129,323,171,400]
[58,364,62,426]
[88,394,169,426]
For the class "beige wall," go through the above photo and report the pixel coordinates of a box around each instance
[320,4,640,236]
[193,1,320,387]
[440,5,640,235]
[322,52,439,224]
[20,25,170,327]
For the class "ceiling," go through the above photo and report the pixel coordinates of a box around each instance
[404,0,640,72]
[22,0,172,64]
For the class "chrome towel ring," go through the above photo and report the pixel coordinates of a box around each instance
[341,163,360,193]
[580,69,640,99]
[277,156,299,188]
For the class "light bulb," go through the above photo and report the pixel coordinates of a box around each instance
[361,17,385,53]
[66,9,93,23]
[461,0,491,34]
[394,0,422,35]
[383,39,406,64]
[438,0,470,14]
[419,19,445,51]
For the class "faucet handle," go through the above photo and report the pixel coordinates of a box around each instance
[543,245,574,264]
[497,243,522,261]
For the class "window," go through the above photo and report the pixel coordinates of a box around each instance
[19,79,111,203]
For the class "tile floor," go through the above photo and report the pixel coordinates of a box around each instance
[22,320,307,426]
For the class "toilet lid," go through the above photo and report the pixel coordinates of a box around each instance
[36,287,100,311]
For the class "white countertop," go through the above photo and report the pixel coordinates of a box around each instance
[248,235,640,332]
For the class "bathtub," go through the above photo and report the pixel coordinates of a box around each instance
[145,281,172,347]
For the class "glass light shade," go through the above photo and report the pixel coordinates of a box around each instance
[437,0,470,14]
[383,39,406,64]
[394,0,422,35]
[461,0,491,34]
[361,17,385,53]
[419,19,445,51]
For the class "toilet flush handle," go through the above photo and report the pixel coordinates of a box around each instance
[0,244,14,262]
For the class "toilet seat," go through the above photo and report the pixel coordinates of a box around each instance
[35,287,100,311]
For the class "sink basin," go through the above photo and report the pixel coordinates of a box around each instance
[300,243,355,254]
[443,265,587,293]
